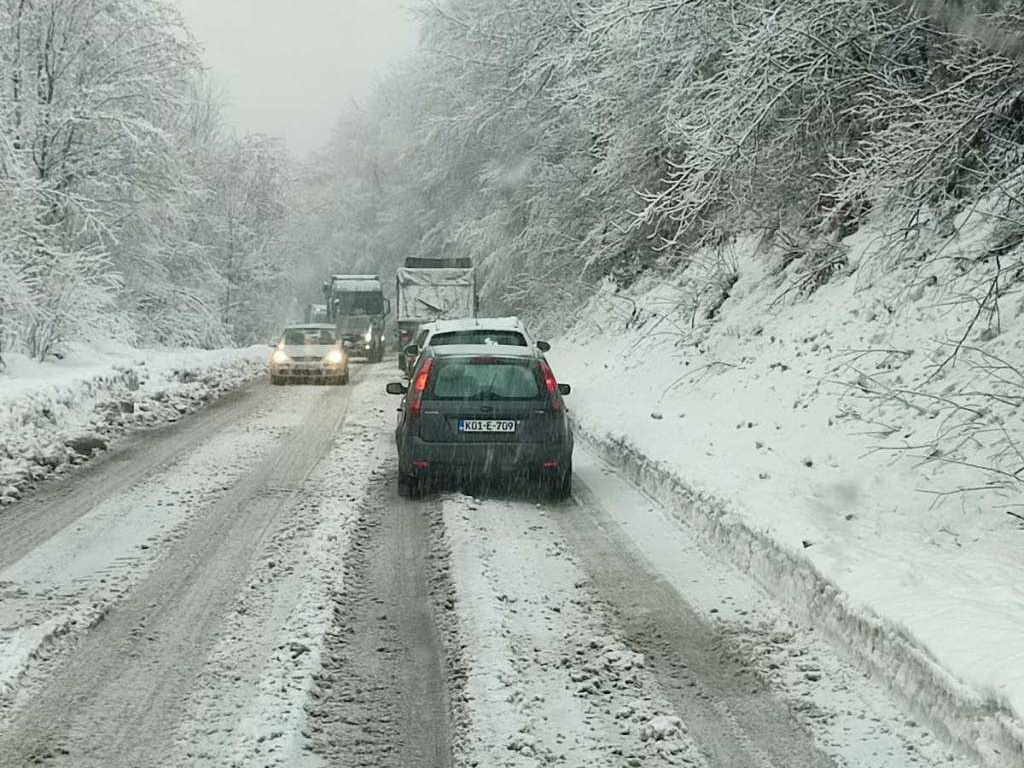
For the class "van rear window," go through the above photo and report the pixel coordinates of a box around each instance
[427,358,541,400]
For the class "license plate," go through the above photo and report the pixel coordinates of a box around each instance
[459,419,517,433]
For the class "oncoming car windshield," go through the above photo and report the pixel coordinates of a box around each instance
[283,328,336,345]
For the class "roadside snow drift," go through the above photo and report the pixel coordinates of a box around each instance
[0,343,266,502]
[549,211,1024,768]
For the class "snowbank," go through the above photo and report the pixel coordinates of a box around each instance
[549,213,1024,768]
[0,342,267,502]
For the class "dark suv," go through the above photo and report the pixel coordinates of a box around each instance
[386,344,573,499]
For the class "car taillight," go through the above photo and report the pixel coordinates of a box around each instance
[408,357,434,417]
[538,361,562,411]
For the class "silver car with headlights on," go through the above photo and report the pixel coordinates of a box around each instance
[269,324,349,385]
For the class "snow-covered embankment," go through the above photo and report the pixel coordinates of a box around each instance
[549,214,1024,768]
[0,344,267,503]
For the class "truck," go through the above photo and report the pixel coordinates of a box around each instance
[322,274,390,363]
[395,257,477,372]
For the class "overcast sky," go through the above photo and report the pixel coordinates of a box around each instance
[172,0,420,157]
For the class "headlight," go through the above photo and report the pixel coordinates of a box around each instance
[364,328,373,342]
[324,349,345,364]
[271,350,290,365]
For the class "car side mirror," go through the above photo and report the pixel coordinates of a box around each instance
[403,344,419,357]
[557,383,571,396]
[386,382,408,395]
[536,340,551,352]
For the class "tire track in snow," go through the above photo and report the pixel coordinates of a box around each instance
[304,466,453,768]
[167,365,405,767]
[568,441,986,768]
[0,372,362,768]
[0,380,268,570]
[438,493,709,768]
[558,477,832,768]
[0,383,306,715]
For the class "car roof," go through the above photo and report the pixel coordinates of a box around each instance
[283,323,335,331]
[425,316,526,334]
[424,343,540,360]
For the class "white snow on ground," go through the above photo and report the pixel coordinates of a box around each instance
[571,447,976,768]
[169,368,397,768]
[0,341,266,501]
[0,392,301,710]
[0,362,405,767]
[548,209,1024,767]
[441,493,708,768]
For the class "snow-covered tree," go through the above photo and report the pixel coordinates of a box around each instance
[299,0,1024,311]
[0,0,300,356]
[0,0,200,355]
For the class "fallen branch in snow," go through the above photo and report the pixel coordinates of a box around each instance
[657,360,736,402]
[770,248,849,307]
[926,255,1004,383]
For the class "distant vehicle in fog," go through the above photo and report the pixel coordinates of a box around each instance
[322,274,390,363]
[401,316,551,374]
[386,343,573,499]
[303,303,329,323]
[270,324,349,385]
[395,257,477,372]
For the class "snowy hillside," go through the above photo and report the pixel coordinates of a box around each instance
[550,205,1024,767]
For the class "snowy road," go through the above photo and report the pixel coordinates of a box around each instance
[0,364,980,767]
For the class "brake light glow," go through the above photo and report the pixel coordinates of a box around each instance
[538,361,562,411]
[413,357,433,392]
[409,357,434,417]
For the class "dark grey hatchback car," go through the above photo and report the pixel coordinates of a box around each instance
[385,344,573,499]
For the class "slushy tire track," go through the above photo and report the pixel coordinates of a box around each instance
[555,475,836,768]
[0,381,266,570]
[308,466,452,768]
[0,372,362,768]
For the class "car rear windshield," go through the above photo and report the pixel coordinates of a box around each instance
[427,357,542,400]
[284,329,335,345]
[429,330,527,347]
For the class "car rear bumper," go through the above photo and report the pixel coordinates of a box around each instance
[401,436,571,479]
